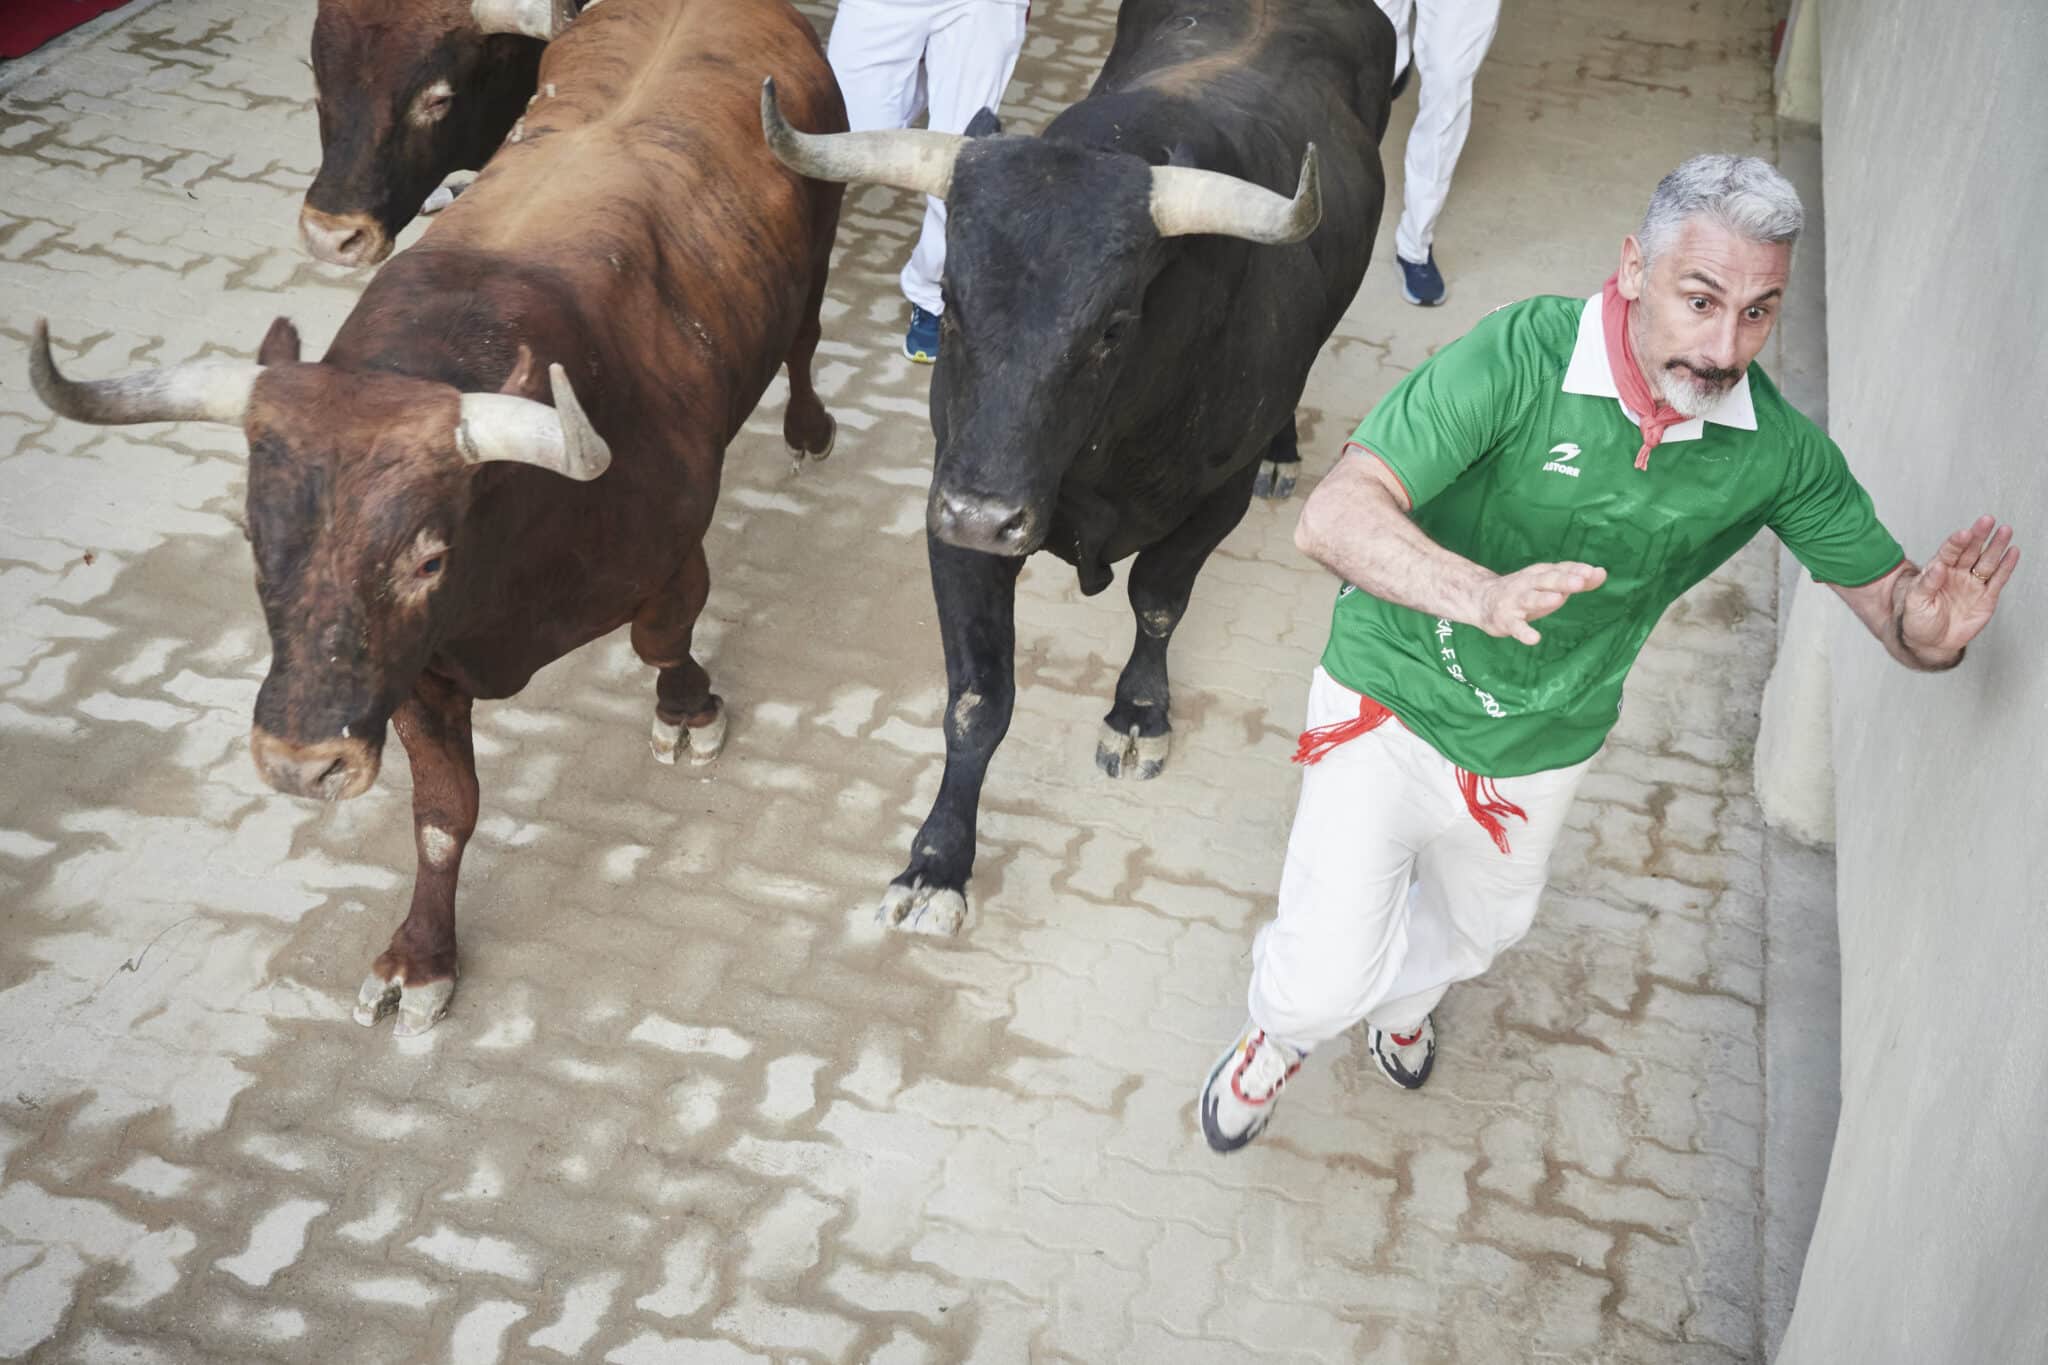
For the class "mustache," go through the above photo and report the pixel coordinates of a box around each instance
[1667,358,1742,386]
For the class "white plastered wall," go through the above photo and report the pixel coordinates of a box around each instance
[1773,0,2048,1359]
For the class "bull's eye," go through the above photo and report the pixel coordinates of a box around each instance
[412,81,455,127]
[418,556,444,578]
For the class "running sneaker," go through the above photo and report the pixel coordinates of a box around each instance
[1367,1014,1436,1090]
[904,304,941,363]
[1397,250,1447,307]
[1199,1023,1306,1153]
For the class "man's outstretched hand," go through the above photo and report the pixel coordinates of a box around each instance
[1901,515,2018,662]
[1477,562,1608,646]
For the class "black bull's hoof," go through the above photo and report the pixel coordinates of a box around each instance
[1095,722,1171,780]
[877,879,971,936]
[1253,457,1299,501]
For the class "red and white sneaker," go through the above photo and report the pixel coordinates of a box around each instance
[1367,1015,1436,1090]
[1199,1024,1306,1154]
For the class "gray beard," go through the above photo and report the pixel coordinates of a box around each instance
[1659,365,1732,420]
[1629,309,1734,420]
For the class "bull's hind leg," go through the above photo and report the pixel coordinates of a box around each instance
[1098,460,1260,780]
[1253,414,1302,501]
[355,673,477,1036]
[782,267,837,464]
[636,545,727,765]
[880,537,1024,936]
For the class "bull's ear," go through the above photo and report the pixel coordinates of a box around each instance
[257,317,301,365]
[964,107,1002,138]
[497,343,542,399]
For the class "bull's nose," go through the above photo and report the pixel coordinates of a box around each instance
[250,728,381,802]
[930,490,1041,556]
[297,206,391,268]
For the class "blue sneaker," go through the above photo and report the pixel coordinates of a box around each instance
[1397,251,1447,307]
[904,305,940,364]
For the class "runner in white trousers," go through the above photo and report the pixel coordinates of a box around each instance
[1375,0,1502,306]
[1198,154,2020,1154]
[826,0,1029,362]
[1250,666,1591,1053]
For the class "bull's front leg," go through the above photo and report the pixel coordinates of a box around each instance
[636,546,727,766]
[354,672,478,1035]
[1099,460,1259,779]
[878,536,1023,937]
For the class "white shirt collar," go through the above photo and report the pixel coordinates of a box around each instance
[1559,292,1756,440]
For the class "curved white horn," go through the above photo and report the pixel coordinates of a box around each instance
[761,77,963,199]
[454,363,611,481]
[471,0,578,40]
[1149,143,1322,245]
[29,319,258,427]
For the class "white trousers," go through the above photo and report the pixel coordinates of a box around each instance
[826,0,1029,314]
[1248,668,1589,1050]
[1374,0,1501,263]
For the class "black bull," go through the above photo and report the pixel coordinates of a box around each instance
[768,0,1396,934]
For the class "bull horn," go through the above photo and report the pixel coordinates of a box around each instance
[761,77,962,199]
[1149,143,1322,245]
[454,363,611,481]
[29,319,258,427]
[471,0,579,40]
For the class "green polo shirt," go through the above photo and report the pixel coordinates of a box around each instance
[1322,293,1902,777]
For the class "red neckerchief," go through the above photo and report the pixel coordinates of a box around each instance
[1601,273,1685,471]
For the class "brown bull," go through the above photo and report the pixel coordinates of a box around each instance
[301,0,586,265]
[32,0,847,1034]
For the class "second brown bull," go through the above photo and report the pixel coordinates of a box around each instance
[30,0,847,1035]
[299,0,569,266]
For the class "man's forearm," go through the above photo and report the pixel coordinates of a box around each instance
[1293,455,1493,625]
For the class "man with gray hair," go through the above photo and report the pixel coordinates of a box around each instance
[1198,153,2020,1153]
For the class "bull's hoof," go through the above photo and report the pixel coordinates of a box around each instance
[651,717,681,765]
[651,700,726,766]
[353,971,455,1036]
[1096,722,1170,781]
[877,880,970,937]
[786,413,836,470]
[1253,458,1298,501]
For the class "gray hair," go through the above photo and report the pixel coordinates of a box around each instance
[1638,154,1804,263]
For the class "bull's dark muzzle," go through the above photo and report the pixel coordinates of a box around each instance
[929,488,1044,557]
[298,204,393,269]
[250,727,383,802]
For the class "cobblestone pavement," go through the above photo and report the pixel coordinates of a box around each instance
[0,1,1791,1360]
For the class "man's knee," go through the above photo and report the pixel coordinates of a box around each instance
[1485,890,1544,956]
